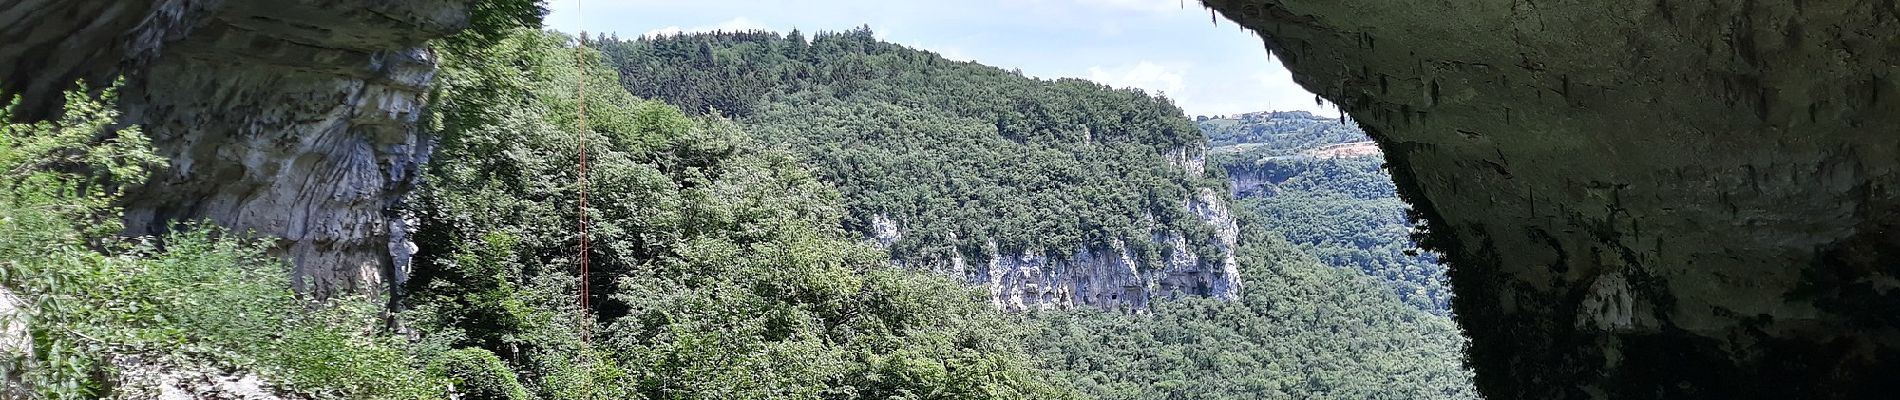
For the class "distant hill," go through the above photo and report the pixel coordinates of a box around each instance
[1205,112,1452,313]
[1199,111,1370,154]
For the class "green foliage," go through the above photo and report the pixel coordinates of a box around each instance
[432,348,530,400]
[0,85,441,399]
[594,30,1212,265]
[449,0,549,51]
[1026,225,1475,399]
[1207,114,1450,312]
[412,29,1075,399]
[1199,111,1369,153]
[590,31,1474,399]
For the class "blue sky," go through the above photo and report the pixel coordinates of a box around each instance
[543,0,1328,117]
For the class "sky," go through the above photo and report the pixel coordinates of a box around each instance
[543,0,1329,117]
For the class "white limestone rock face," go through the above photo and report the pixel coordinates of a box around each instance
[1,286,30,399]
[0,0,472,299]
[872,148,1244,312]
[110,355,310,400]
[870,213,903,247]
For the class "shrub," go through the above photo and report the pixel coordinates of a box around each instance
[431,348,529,400]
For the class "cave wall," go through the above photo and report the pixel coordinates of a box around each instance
[1200,0,1900,398]
[0,0,470,298]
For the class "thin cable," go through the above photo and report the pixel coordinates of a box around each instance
[572,5,592,335]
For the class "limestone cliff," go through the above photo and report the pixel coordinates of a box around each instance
[0,0,470,299]
[1201,0,1900,398]
[875,148,1243,312]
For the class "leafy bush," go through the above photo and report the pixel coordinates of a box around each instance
[0,84,441,399]
[431,348,529,400]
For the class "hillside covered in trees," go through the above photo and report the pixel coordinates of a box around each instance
[597,29,1474,399]
[595,28,1222,265]
[1205,112,1452,312]
[594,28,1248,312]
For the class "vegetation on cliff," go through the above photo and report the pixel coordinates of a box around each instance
[1028,224,1473,399]
[407,29,1074,399]
[593,30,1474,399]
[0,19,1471,400]
[0,86,442,399]
[1206,112,1451,312]
[593,29,1225,267]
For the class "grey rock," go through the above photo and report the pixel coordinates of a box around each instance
[110,354,310,400]
[1,286,31,399]
[1203,0,1900,397]
[879,147,1244,312]
[0,0,471,299]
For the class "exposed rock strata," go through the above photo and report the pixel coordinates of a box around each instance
[876,172,1243,312]
[1202,0,1900,398]
[0,0,471,298]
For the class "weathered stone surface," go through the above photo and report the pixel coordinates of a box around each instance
[1201,0,1900,398]
[0,286,31,398]
[0,0,471,299]
[886,183,1243,312]
[110,354,310,400]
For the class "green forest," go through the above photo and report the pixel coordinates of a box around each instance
[595,30,1474,398]
[0,10,1472,400]
[1204,113,1452,312]
[592,29,1225,266]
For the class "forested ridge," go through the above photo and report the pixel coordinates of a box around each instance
[598,29,1476,399]
[1204,113,1452,312]
[594,29,1225,268]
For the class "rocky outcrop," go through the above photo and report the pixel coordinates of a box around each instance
[110,355,310,400]
[883,185,1243,312]
[1,287,31,398]
[0,287,303,399]
[1202,0,1900,398]
[0,0,472,299]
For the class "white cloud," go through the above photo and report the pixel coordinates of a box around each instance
[641,17,770,37]
[1088,61,1189,100]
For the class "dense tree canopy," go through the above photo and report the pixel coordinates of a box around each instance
[596,30,1474,399]
[1200,111,1370,152]
[1028,223,1474,399]
[408,29,1075,399]
[1207,112,1451,312]
[595,29,1223,268]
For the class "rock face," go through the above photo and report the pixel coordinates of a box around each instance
[0,0,471,299]
[110,355,310,400]
[1,287,31,398]
[1201,0,1900,398]
[880,185,1244,312]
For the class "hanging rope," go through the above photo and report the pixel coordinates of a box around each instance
[572,3,592,336]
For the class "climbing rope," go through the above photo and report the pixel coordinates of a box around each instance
[573,2,592,337]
